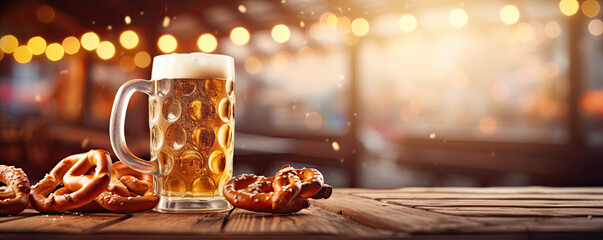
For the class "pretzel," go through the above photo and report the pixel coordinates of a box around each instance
[223,174,309,213]
[272,165,302,209]
[95,161,158,213]
[0,165,30,215]
[29,150,111,213]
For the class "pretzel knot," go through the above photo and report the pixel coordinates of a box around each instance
[94,161,158,213]
[0,165,31,215]
[223,165,330,213]
[30,150,111,213]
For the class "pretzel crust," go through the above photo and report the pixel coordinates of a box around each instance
[29,150,111,213]
[95,161,158,213]
[0,165,31,215]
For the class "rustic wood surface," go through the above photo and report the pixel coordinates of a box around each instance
[1,187,603,239]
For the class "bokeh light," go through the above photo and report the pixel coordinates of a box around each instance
[588,19,603,36]
[119,30,139,49]
[271,24,291,43]
[158,34,177,53]
[351,18,370,36]
[244,56,262,74]
[515,22,535,42]
[0,35,19,53]
[119,55,136,72]
[399,14,418,33]
[36,5,55,23]
[27,36,47,55]
[582,0,601,17]
[96,41,115,60]
[450,71,469,90]
[62,36,80,55]
[500,5,520,25]
[230,27,250,46]
[45,43,64,61]
[81,32,100,51]
[320,12,338,29]
[134,51,151,68]
[13,46,32,64]
[559,0,579,16]
[449,8,468,28]
[197,33,218,53]
[305,112,324,130]
[544,21,562,38]
[124,15,132,24]
[479,117,498,134]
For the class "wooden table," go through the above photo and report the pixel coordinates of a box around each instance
[2,187,603,239]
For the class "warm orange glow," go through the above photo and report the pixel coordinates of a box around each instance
[409,98,425,115]
[134,51,151,68]
[305,112,324,130]
[491,83,509,102]
[351,18,370,36]
[449,8,468,28]
[124,15,132,24]
[244,56,262,74]
[500,5,520,25]
[399,14,418,33]
[0,51,4,61]
[320,12,338,28]
[119,55,136,72]
[270,51,292,69]
[119,30,139,49]
[559,0,579,16]
[588,19,603,36]
[450,71,469,90]
[197,33,218,53]
[479,117,498,134]
[271,24,291,43]
[45,43,64,61]
[230,27,250,46]
[36,5,55,23]
[81,32,100,51]
[544,21,562,38]
[158,34,177,53]
[62,36,80,55]
[13,46,32,64]
[0,35,19,53]
[96,41,115,60]
[27,36,47,55]
[515,23,535,42]
[344,33,359,46]
[582,0,601,17]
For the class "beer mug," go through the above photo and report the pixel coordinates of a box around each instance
[109,53,234,213]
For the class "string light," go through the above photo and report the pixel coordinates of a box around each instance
[27,36,47,55]
[81,32,100,51]
[45,43,64,61]
[197,33,217,53]
[559,0,579,16]
[230,27,250,46]
[399,14,418,33]
[582,0,601,17]
[271,24,291,43]
[158,34,177,53]
[588,19,603,36]
[0,35,19,53]
[96,41,115,60]
[134,51,151,68]
[119,30,139,49]
[13,46,33,64]
[36,5,55,23]
[449,8,468,28]
[351,18,369,36]
[500,5,520,25]
[62,36,80,55]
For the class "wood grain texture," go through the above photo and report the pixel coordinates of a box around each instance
[354,192,603,200]
[223,205,392,237]
[459,217,603,233]
[99,211,226,234]
[387,199,603,208]
[309,192,482,233]
[0,212,127,233]
[0,209,38,223]
[387,187,603,194]
[420,206,603,217]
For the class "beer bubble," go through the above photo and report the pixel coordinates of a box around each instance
[158,151,174,175]
[150,98,160,122]
[178,150,204,175]
[192,127,215,150]
[208,150,226,175]
[226,79,234,97]
[151,125,163,149]
[218,98,232,122]
[218,124,233,149]
[188,100,203,121]
[162,98,181,122]
[204,79,220,99]
[174,80,196,96]
[165,124,186,149]
[192,177,215,196]
[165,177,186,194]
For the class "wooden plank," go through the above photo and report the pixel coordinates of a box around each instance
[99,211,226,234]
[0,212,127,234]
[223,205,393,237]
[459,217,603,233]
[0,209,38,223]
[420,206,603,217]
[310,192,482,233]
[387,187,603,194]
[387,199,603,208]
[353,192,603,200]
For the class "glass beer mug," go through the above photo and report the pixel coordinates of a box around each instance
[109,53,234,212]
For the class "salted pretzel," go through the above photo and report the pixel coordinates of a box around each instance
[272,166,303,209]
[0,165,30,215]
[29,150,111,213]
[94,161,158,213]
[223,174,309,213]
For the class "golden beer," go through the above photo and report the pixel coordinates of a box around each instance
[150,78,234,198]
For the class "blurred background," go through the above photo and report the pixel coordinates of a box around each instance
[0,0,602,188]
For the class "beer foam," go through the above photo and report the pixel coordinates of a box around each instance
[151,52,234,80]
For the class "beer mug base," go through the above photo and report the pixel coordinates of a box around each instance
[154,196,232,213]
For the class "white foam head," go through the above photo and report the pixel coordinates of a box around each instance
[151,52,234,80]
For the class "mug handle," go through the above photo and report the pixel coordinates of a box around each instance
[109,79,160,177]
